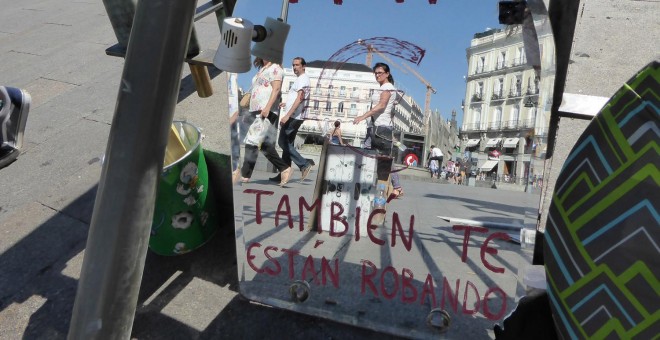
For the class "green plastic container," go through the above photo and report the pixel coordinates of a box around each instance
[149,121,217,255]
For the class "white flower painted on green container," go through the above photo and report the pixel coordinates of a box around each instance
[174,242,189,254]
[171,211,194,229]
[176,183,191,195]
[183,195,197,206]
[180,162,198,184]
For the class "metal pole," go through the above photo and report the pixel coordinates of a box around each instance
[280,0,290,22]
[102,0,200,57]
[68,0,198,338]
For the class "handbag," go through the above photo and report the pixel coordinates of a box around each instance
[244,112,278,147]
[239,92,251,108]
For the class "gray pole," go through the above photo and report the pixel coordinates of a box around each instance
[102,0,200,57]
[67,0,198,338]
[280,0,290,22]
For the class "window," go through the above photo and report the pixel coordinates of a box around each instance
[348,104,358,117]
[476,55,485,73]
[511,75,521,96]
[339,86,346,97]
[496,51,506,69]
[510,105,520,128]
[491,107,502,129]
[473,107,482,130]
[473,82,483,101]
[314,83,321,95]
[325,101,331,111]
[516,46,526,65]
[327,85,334,97]
[351,87,359,98]
[338,102,344,113]
[313,100,319,110]
[493,78,503,98]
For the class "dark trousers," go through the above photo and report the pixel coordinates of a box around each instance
[278,118,309,170]
[372,125,401,189]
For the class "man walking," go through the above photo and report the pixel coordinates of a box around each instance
[272,57,314,182]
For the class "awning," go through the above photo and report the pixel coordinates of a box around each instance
[503,138,519,148]
[486,138,501,147]
[479,160,499,171]
[466,139,480,147]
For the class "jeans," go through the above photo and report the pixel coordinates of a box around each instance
[278,118,310,170]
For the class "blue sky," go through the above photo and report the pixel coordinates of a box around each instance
[232,0,502,123]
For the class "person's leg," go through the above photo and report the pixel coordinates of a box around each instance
[277,119,293,167]
[241,144,259,179]
[280,118,308,171]
[391,172,403,198]
[261,139,288,172]
[230,121,240,171]
[260,112,289,173]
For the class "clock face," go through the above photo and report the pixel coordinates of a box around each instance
[319,145,378,234]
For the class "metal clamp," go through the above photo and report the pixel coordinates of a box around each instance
[426,308,451,333]
[289,280,311,303]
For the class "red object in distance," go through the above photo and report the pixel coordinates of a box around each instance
[404,153,419,167]
[489,149,501,158]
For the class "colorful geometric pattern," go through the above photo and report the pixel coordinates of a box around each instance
[544,61,660,339]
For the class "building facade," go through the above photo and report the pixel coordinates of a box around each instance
[460,23,555,184]
[280,60,425,148]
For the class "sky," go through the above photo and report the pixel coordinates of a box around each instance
[231,0,502,124]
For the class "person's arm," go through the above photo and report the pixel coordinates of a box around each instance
[229,110,238,125]
[353,89,391,124]
[261,79,281,118]
[280,88,304,125]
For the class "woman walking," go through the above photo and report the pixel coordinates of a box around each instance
[352,62,403,198]
[240,58,292,185]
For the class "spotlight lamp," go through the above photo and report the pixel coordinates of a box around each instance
[213,17,290,73]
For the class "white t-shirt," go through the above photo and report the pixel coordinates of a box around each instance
[432,147,444,158]
[371,82,397,127]
[283,73,310,120]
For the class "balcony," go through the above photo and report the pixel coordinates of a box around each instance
[495,61,507,70]
[473,65,486,74]
[471,93,483,102]
[526,87,539,96]
[488,121,502,130]
[520,119,535,128]
[509,88,523,98]
[511,57,526,67]
[502,120,519,129]
[491,90,504,101]
[462,122,482,131]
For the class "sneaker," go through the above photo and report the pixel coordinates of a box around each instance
[269,174,281,182]
[300,164,313,182]
[279,167,292,186]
